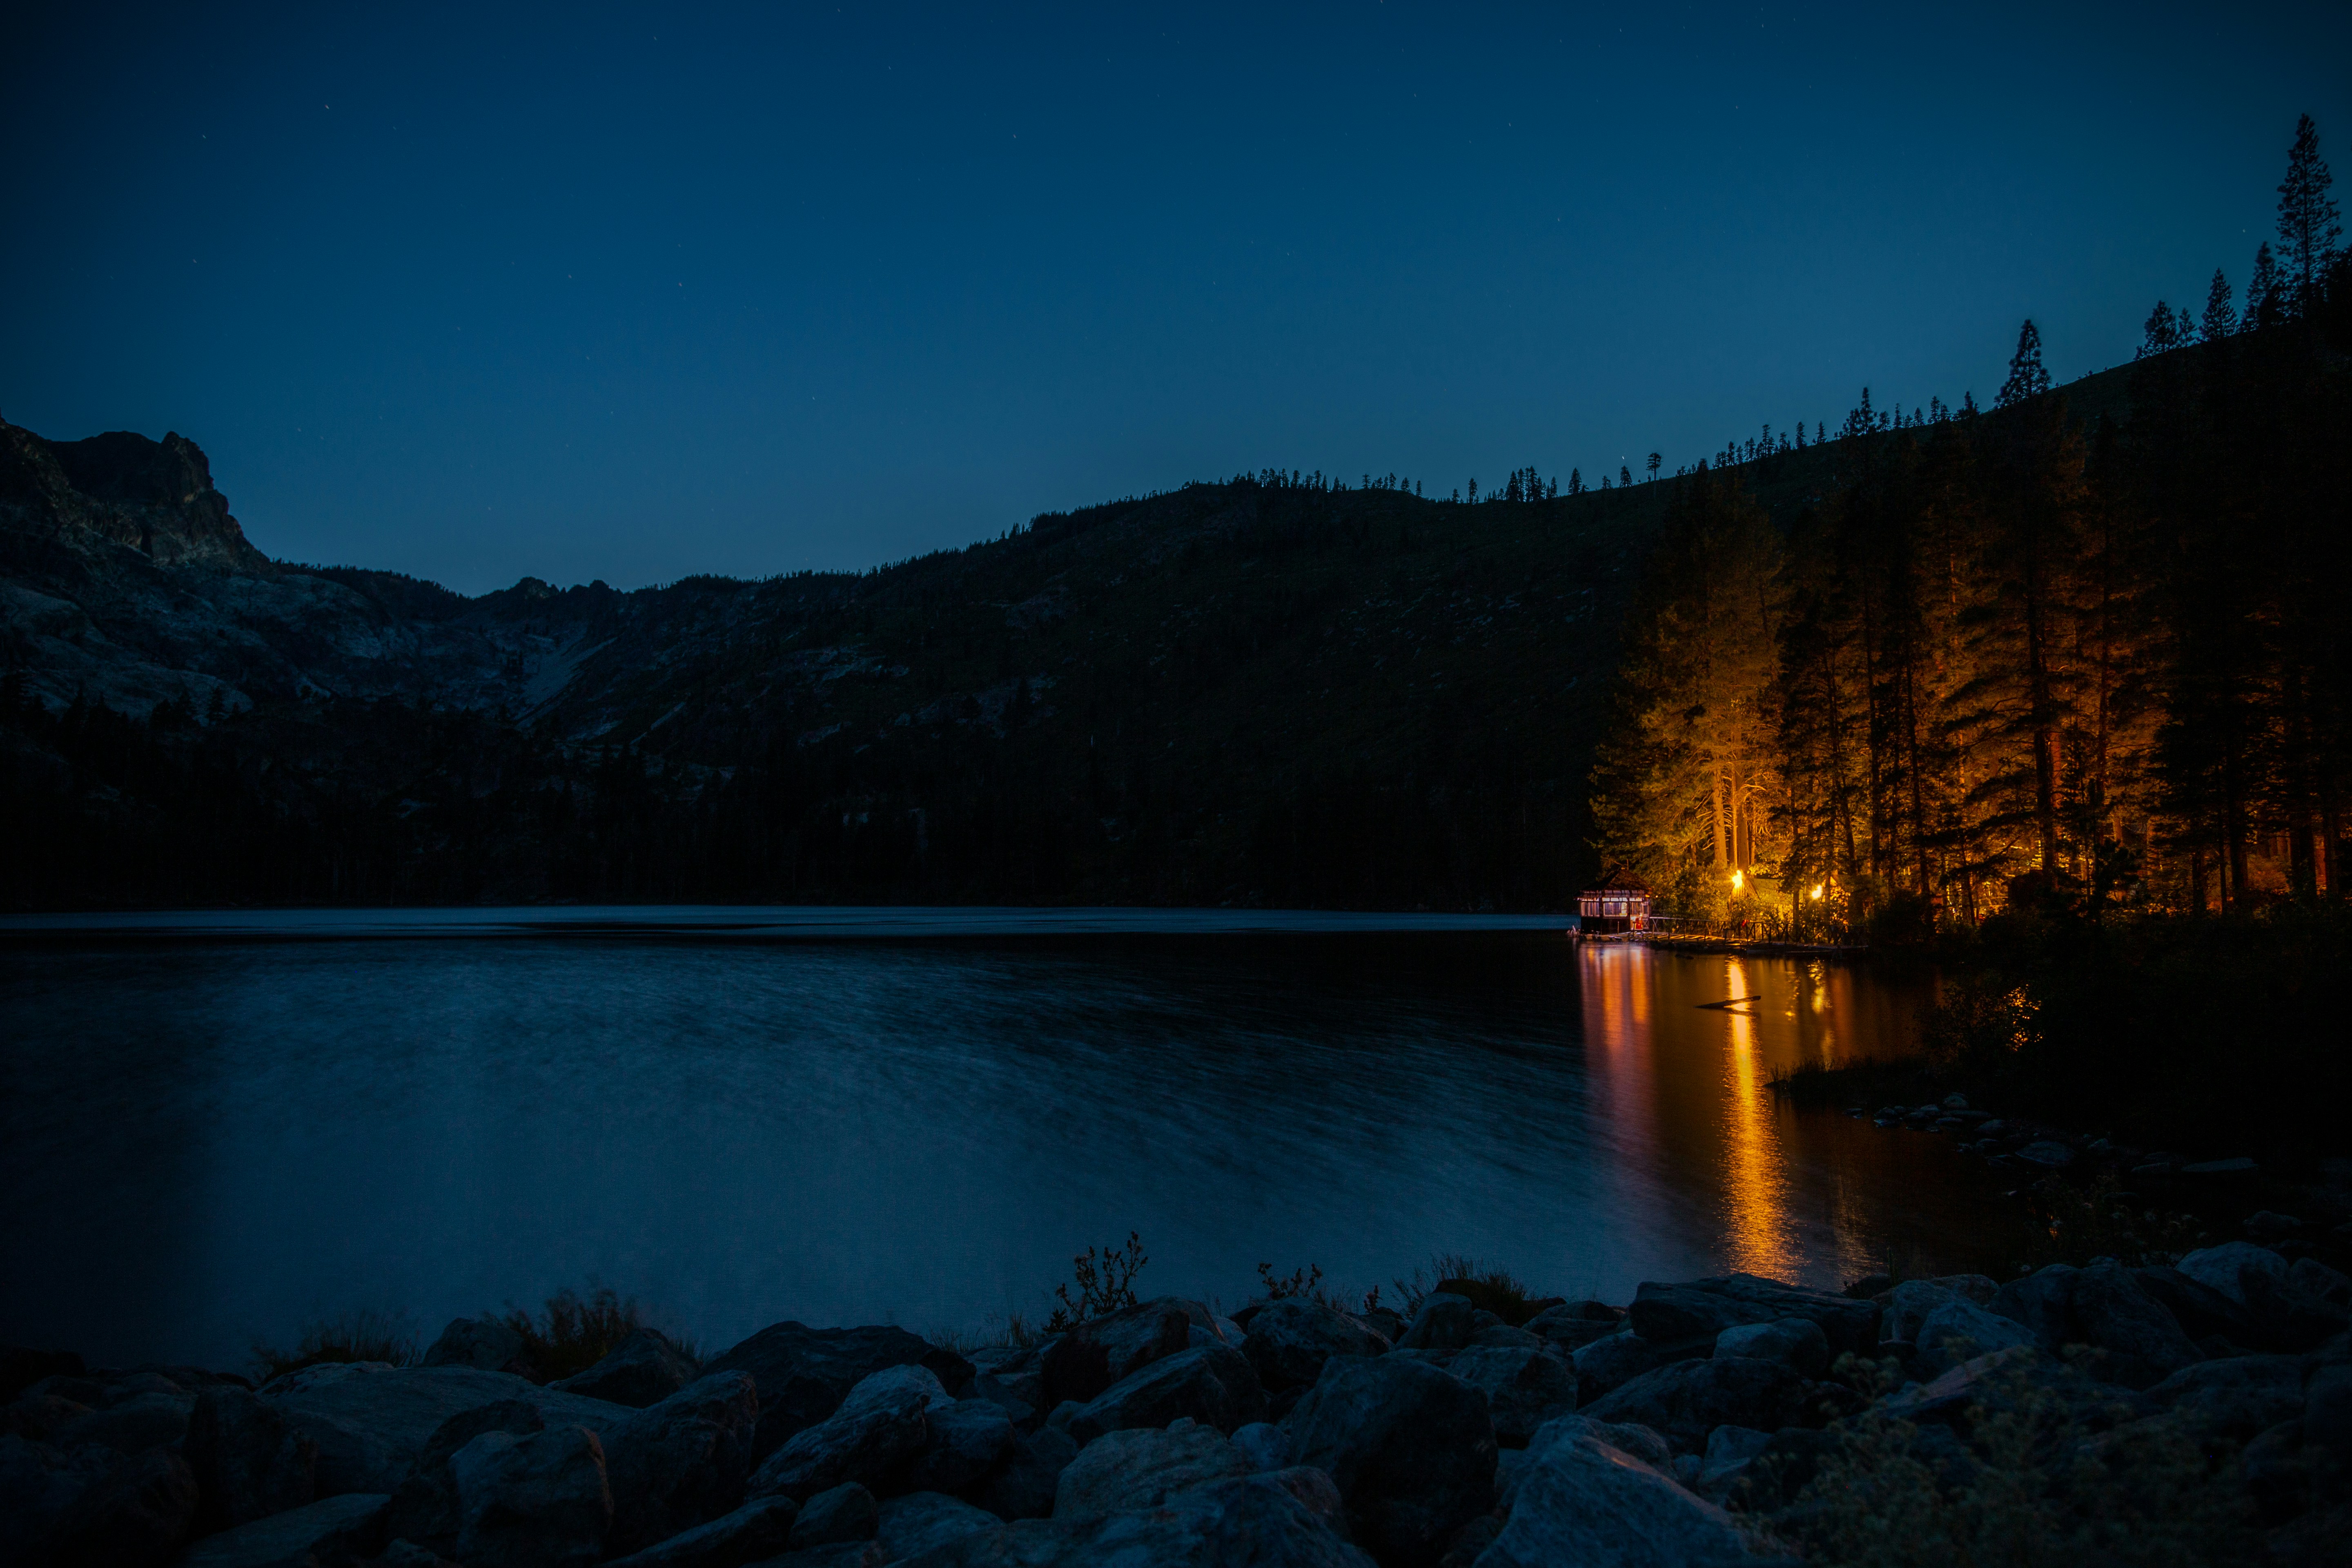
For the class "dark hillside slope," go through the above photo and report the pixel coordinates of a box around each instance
[0,362,2148,910]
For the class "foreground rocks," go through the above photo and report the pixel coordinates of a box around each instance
[4,1243,2347,1567]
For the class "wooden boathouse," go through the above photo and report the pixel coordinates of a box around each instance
[1576,884,1652,935]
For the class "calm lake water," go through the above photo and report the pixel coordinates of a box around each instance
[0,910,2018,1370]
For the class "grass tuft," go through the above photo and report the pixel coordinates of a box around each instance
[497,1286,654,1381]
[250,1307,421,1384]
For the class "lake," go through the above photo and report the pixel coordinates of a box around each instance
[0,909,2017,1370]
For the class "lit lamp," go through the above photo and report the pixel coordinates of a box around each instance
[1730,870,1744,891]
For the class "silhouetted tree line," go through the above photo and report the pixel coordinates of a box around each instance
[1592,118,2350,937]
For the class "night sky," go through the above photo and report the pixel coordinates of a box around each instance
[4,3,2343,594]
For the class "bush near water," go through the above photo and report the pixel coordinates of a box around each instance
[4,1235,2349,1568]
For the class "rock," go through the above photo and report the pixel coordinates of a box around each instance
[1468,1325,1542,1350]
[2014,1141,2076,1168]
[2307,1364,2352,1448]
[970,1426,1076,1522]
[1880,1346,2150,1433]
[1284,1353,1495,1567]
[175,1493,389,1568]
[550,1329,701,1410]
[1697,1425,1775,1503]
[1522,1304,1623,1354]
[57,1387,195,1454]
[382,1399,547,1550]
[1,1392,92,1443]
[1477,1425,1782,1568]
[0,1348,85,1403]
[2067,1260,2203,1389]
[422,1317,535,1378]
[2291,1257,2352,1308]
[1036,1299,1195,1410]
[1061,1343,1266,1442]
[601,1495,800,1568]
[2143,1356,2306,1441]
[1713,1319,1828,1379]
[904,1399,1015,1495]
[877,1492,1001,1559]
[1911,1296,2037,1379]
[964,1347,1045,1426]
[891,1470,1372,1567]
[2175,1242,2291,1307]
[260,1364,626,1496]
[760,1543,882,1568]
[747,1364,940,1502]
[2180,1157,2256,1175]
[186,1385,319,1530]
[1510,1417,1673,1490]
[1444,1345,1575,1446]
[1625,1284,1776,1348]
[1240,1301,1392,1391]
[2241,1264,2352,1352]
[1052,1419,1247,1518]
[450,1424,612,1568]
[2243,1210,2303,1239]
[1230,1421,1292,1473]
[790,1482,880,1547]
[41,1444,200,1568]
[1581,1356,1806,1456]
[1440,1515,1499,1566]
[1395,1293,1477,1351]
[1990,1265,2079,1348]
[701,1324,973,1463]
[0,1430,122,1562]
[1570,1332,1679,1405]
[601,1371,761,1556]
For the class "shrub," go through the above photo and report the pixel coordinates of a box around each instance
[497,1286,649,1382]
[250,1308,419,1383]
[1045,1232,1148,1332]
[1392,1252,1544,1324]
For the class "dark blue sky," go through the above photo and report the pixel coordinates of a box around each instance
[4,4,2343,594]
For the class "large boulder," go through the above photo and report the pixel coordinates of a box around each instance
[1989,1266,2079,1348]
[600,1494,800,1568]
[2175,1243,2290,1306]
[450,1423,612,1568]
[2067,1261,2203,1389]
[1283,1354,1495,1567]
[1481,1423,1787,1568]
[383,1399,548,1551]
[56,1384,196,1456]
[890,1470,1371,1566]
[747,1364,941,1502]
[966,1345,1048,1424]
[877,1492,1000,1559]
[37,1445,200,1568]
[971,1426,1077,1522]
[1395,1293,1479,1352]
[1570,1331,1686,1406]
[1714,1319,1828,1379]
[1910,1295,2036,1379]
[1061,1343,1267,1442]
[2143,1356,2306,1441]
[600,1371,761,1556]
[423,1318,535,1378]
[1241,1301,1391,1392]
[1052,1419,1248,1519]
[1633,1276,1879,1354]
[259,1364,626,1496]
[790,1482,880,1547]
[175,1493,390,1568]
[904,1398,1016,1495]
[1036,1299,1195,1409]
[186,1384,318,1531]
[550,1329,701,1410]
[1445,1345,1576,1446]
[1580,1357,1806,1456]
[0,1432,123,1564]
[2132,1265,2265,1346]
[700,1324,972,1463]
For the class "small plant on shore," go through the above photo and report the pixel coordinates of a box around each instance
[1392,1252,1541,1322]
[2016,1173,2209,1271]
[1045,1232,1147,1331]
[497,1286,651,1382]
[250,1307,420,1383]
[1257,1261,1324,1299]
[1773,1356,2254,1567]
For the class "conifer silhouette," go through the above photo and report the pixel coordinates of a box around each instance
[2276,113,2341,317]
[1996,320,2051,408]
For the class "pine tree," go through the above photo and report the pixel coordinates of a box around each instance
[1619,464,1633,488]
[2201,269,2236,340]
[1568,468,1582,495]
[1648,452,1662,482]
[2247,243,2283,330]
[2138,301,2179,358]
[2276,113,2342,317]
[1996,319,2052,408]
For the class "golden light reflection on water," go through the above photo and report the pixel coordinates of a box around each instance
[1574,943,1929,1284]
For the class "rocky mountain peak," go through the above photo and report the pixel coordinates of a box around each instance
[0,419,266,574]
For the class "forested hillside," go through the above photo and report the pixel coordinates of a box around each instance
[1591,121,2352,935]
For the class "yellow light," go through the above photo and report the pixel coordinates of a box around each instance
[1810,884,1824,900]
[1730,870,1744,891]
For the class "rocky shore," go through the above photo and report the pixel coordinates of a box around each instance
[4,1244,2348,1568]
